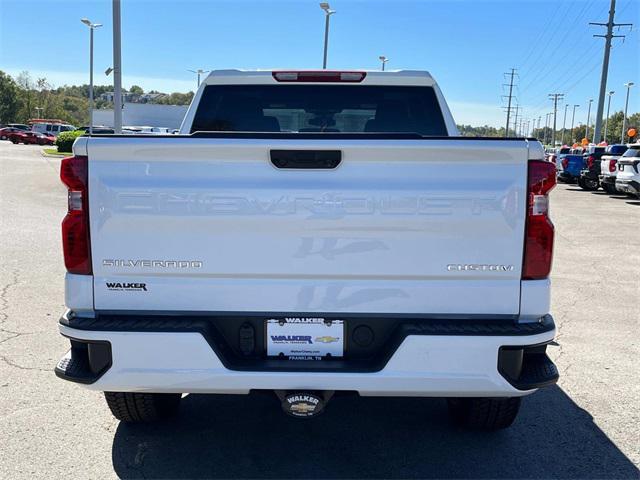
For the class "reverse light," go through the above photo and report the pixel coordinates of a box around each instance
[60,155,91,274]
[522,160,556,280]
[272,71,366,83]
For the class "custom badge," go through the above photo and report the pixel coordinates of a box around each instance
[282,392,324,418]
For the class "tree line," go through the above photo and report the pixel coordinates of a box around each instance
[1,69,636,141]
[0,70,194,126]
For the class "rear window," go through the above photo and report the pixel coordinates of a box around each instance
[190,85,448,136]
[622,147,640,158]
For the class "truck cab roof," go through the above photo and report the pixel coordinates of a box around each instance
[203,69,436,87]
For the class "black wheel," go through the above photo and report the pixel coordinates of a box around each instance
[104,392,181,423]
[11,138,18,144]
[602,183,615,194]
[447,397,521,430]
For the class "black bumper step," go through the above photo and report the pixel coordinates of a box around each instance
[54,339,112,384]
[498,344,559,390]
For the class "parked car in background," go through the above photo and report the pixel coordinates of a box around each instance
[6,123,30,131]
[0,127,27,140]
[616,144,640,199]
[123,125,171,134]
[31,122,76,136]
[77,126,115,134]
[558,154,584,183]
[599,144,629,194]
[8,130,56,145]
[578,145,607,190]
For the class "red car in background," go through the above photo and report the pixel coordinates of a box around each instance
[0,127,26,140]
[7,130,56,145]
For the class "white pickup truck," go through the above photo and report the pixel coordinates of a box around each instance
[55,70,559,430]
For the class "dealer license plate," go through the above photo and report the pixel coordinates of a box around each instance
[266,318,344,360]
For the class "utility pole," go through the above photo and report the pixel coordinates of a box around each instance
[604,90,614,143]
[549,93,564,146]
[570,105,579,143]
[561,103,569,144]
[585,98,594,140]
[502,68,517,137]
[621,82,635,143]
[513,105,520,137]
[537,116,542,137]
[112,0,122,133]
[590,0,632,143]
[544,113,550,145]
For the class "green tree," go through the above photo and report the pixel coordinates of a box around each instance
[0,70,21,123]
[129,85,144,95]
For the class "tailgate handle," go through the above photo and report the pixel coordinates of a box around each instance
[270,150,341,169]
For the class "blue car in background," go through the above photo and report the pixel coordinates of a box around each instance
[557,154,584,183]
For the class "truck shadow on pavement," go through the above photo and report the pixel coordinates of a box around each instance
[112,386,638,479]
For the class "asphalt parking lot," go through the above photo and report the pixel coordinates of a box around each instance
[0,140,638,479]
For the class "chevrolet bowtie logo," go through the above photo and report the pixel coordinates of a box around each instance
[315,336,340,344]
[290,402,317,414]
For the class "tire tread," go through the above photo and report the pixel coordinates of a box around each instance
[104,392,181,423]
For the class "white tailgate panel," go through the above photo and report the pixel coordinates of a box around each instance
[89,138,527,314]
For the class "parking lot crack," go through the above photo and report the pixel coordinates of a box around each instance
[0,354,49,372]
[0,269,20,325]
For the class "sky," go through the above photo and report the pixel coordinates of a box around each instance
[1,0,639,127]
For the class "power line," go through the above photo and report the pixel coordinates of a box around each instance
[519,0,597,96]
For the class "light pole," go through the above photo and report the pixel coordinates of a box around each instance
[561,103,569,145]
[621,82,635,143]
[81,18,102,135]
[112,0,122,133]
[320,3,335,69]
[570,104,579,143]
[585,98,593,141]
[188,69,210,88]
[604,90,614,143]
[379,56,389,71]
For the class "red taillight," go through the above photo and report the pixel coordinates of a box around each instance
[587,155,595,168]
[561,158,568,169]
[523,160,556,280]
[608,159,617,172]
[60,155,91,274]
[272,71,366,83]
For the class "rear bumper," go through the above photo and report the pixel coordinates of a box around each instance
[56,312,557,397]
[558,172,576,182]
[615,179,640,195]
[599,175,616,185]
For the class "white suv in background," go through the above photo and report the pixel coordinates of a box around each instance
[599,144,629,194]
[616,144,640,199]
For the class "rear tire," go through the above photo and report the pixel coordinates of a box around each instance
[104,392,182,423]
[447,397,521,430]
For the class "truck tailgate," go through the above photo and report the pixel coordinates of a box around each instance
[88,137,528,315]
